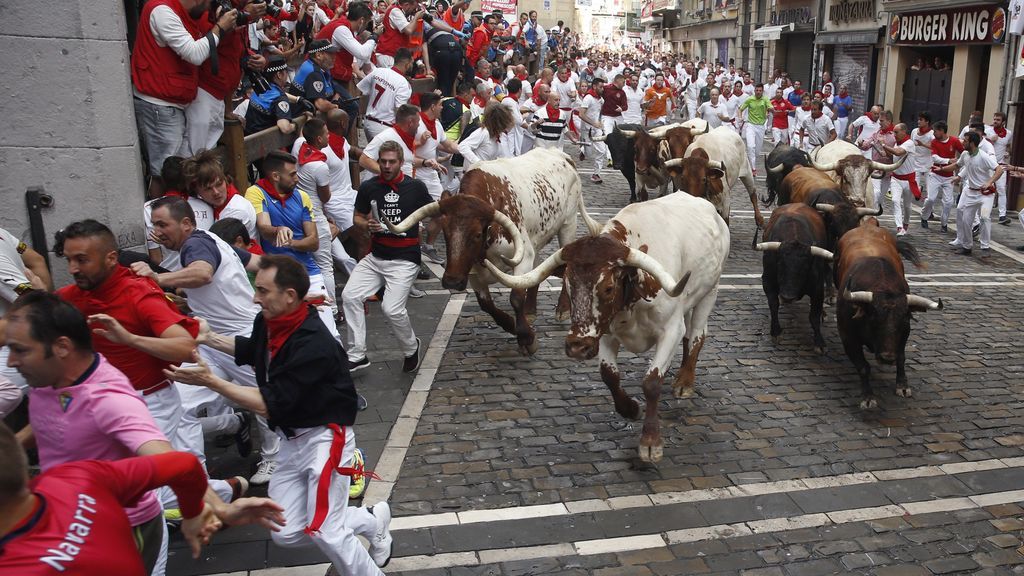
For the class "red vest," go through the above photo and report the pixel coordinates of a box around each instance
[377,5,409,56]
[131,0,203,105]
[197,18,245,100]
[315,17,356,82]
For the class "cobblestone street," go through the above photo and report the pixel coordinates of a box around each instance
[181,145,1024,576]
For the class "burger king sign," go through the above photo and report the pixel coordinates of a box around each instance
[888,5,1006,45]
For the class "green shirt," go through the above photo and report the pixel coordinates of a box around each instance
[739,95,771,126]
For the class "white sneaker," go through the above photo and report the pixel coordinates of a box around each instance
[369,502,393,567]
[896,227,907,237]
[409,286,426,299]
[250,460,277,485]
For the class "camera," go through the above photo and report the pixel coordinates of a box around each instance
[422,13,434,23]
[210,0,281,26]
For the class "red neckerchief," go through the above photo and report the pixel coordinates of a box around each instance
[995,126,1008,138]
[456,96,472,109]
[164,189,188,199]
[420,112,437,139]
[839,90,849,98]
[918,126,931,135]
[266,304,309,359]
[379,171,405,192]
[257,177,291,207]
[532,91,546,106]
[588,89,600,99]
[247,239,264,255]
[516,73,528,81]
[391,66,405,77]
[212,184,240,219]
[394,125,417,154]
[507,90,520,100]
[879,125,894,134]
[473,95,488,108]
[793,88,805,96]
[545,104,561,119]
[327,133,346,159]
[896,134,910,144]
[298,142,328,165]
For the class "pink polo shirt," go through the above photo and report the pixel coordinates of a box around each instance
[28,354,167,526]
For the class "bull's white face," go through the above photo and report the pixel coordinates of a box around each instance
[838,158,874,207]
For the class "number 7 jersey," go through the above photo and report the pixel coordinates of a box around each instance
[356,66,412,125]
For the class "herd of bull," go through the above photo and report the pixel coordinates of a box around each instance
[384,128,943,463]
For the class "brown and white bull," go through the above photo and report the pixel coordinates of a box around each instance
[384,147,582,355]
[663,126,765,228]
[835,218,942,409]
[483,192,730,462]
[809,140,905,208]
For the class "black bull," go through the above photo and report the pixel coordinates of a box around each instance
[604,124,645,202]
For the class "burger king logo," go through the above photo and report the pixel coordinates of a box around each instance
[993,7,1006,42]
[889,13,900,42]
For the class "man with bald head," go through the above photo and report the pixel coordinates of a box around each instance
[324,109,361,275]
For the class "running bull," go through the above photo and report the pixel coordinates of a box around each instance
[810,140,905,209]
[598,120,707,202]
[835,218,942,409]
[483,192,730,462]
[385,148,583,355]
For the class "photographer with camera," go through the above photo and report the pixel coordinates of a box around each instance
[465,13,498,81]
[132,0,240,195]
[377,0,427,68]
[186,0,272,155]
[315,2,377,143]
[424,1,470,97]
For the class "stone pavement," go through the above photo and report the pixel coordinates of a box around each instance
[177,140,1024,575]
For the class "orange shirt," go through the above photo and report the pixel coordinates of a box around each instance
[643,86,673,119]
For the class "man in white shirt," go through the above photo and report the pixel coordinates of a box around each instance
[799,100,837,149]
[990,112,1014,224]
[697,89,729,129]
[622,74,644,125]
[879,123,920,236]
[357,47,414,141]
[946,131,1004,256]
[291,119,338,313]
[580,77,607,183]
[359,104,436,180]
[909,111,935,206]
[321,110,360,276]
[723,81,749,135]
[849,106,882,159]
[501,78,529,155]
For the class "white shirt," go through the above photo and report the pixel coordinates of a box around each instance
[217,194,258,240]
[144,196,214,271]
[956,149,999,190]
[551,77,578,108]
[357,67,412,124]
[135,6,218,107]
[330,23,376,65]
[416,117,448,196]
[801,114,836,147]
[742,82,755,96]
[323,138,355,206]
[724,92,749,123]
[581,93,603,124]
[893,138,917,176]
[909,128,936,172]
[500,95,525,154]
[388,7,411,31]
[362,124,427,178]
[622,85,644,124]
[991,127,1012,163]
[291,139,331,205]
[0,227,29,313]
[180,230,258,337]
[458,129,514,165]
[851,115,881,144]
[698,100,728,129]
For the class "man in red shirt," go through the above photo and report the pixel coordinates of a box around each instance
[465,13,497,82]
[769,86,795,145]
[0,422,284,576]
[317,2,377,143]
[601,74,628,134]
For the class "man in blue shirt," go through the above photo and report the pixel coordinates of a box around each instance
[289,39,342,114]
[832,84,854,142]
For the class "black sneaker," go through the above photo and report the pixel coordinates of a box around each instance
[234,412,253,458]
[920,218,929,229]
[999,216,1011,225]
[940,225,948,233]
[1016,245,1024,252]
[972,224,980,237]
[955,248,972,256]
[403,337,422,373]
[417,265,432,280]
[357,394,368,411]
[349,357,371,373]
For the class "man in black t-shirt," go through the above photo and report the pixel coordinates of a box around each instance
[341,141,433,375]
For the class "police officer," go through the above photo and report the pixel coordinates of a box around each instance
[289,39,342,114]
[424,2,468,97]
[245,56,310,136]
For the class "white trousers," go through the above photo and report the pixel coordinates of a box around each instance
[324,194,358,275]
[835,117,849,142]
[341,254,420,361]
[890,178,915,230]
[743,122,765,173]
[308,273,341,341]
[685,99,697,121]
[175,346,280,461]
[771,127,789,146]
[270,426,383,575]
[364,118,389,143]
[923,173,955,226]
[873,174,892,210]
[184,87,226,155]
[308,198,337,313]
[956,190,994,250]
[584,124,607,176]
[996,172,1008,218]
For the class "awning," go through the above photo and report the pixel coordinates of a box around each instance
[751,23,795,41]
[814,28,882,45]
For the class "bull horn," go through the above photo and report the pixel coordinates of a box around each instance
[579,195,603,236]
[810,246,834,260]
[664,158,684,168]
[754,242,782,251]
[708,160,724,171]
[624,247,691,297]
[492,209,526,266]
[907,294,943,310]
[815,203,836,213]
[384,201,441,233]
[811,158,837,172]
[768,162,785,174]
[871,153,908,172]
[857,205,883,217]
[843,289,874,304]
[620,129,638,138]
[482,249,564,289]
[591,134,607,142]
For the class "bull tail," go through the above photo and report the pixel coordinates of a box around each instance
[895,238,926,270]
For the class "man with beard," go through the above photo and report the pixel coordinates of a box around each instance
[132,0,240,192]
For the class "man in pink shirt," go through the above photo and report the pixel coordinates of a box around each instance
[6,292,279,576]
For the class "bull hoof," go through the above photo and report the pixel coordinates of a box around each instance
[895,387,913,398]
[518,339,539,356]
[859,396,879,410]
[637,441,664,463]
[771,334,781,345]
[526,314,537,323]
[813,345,826,355]
[673,383,695,398]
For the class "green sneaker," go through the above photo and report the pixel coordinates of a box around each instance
[349,448,367,500]
[163,507,182,528]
